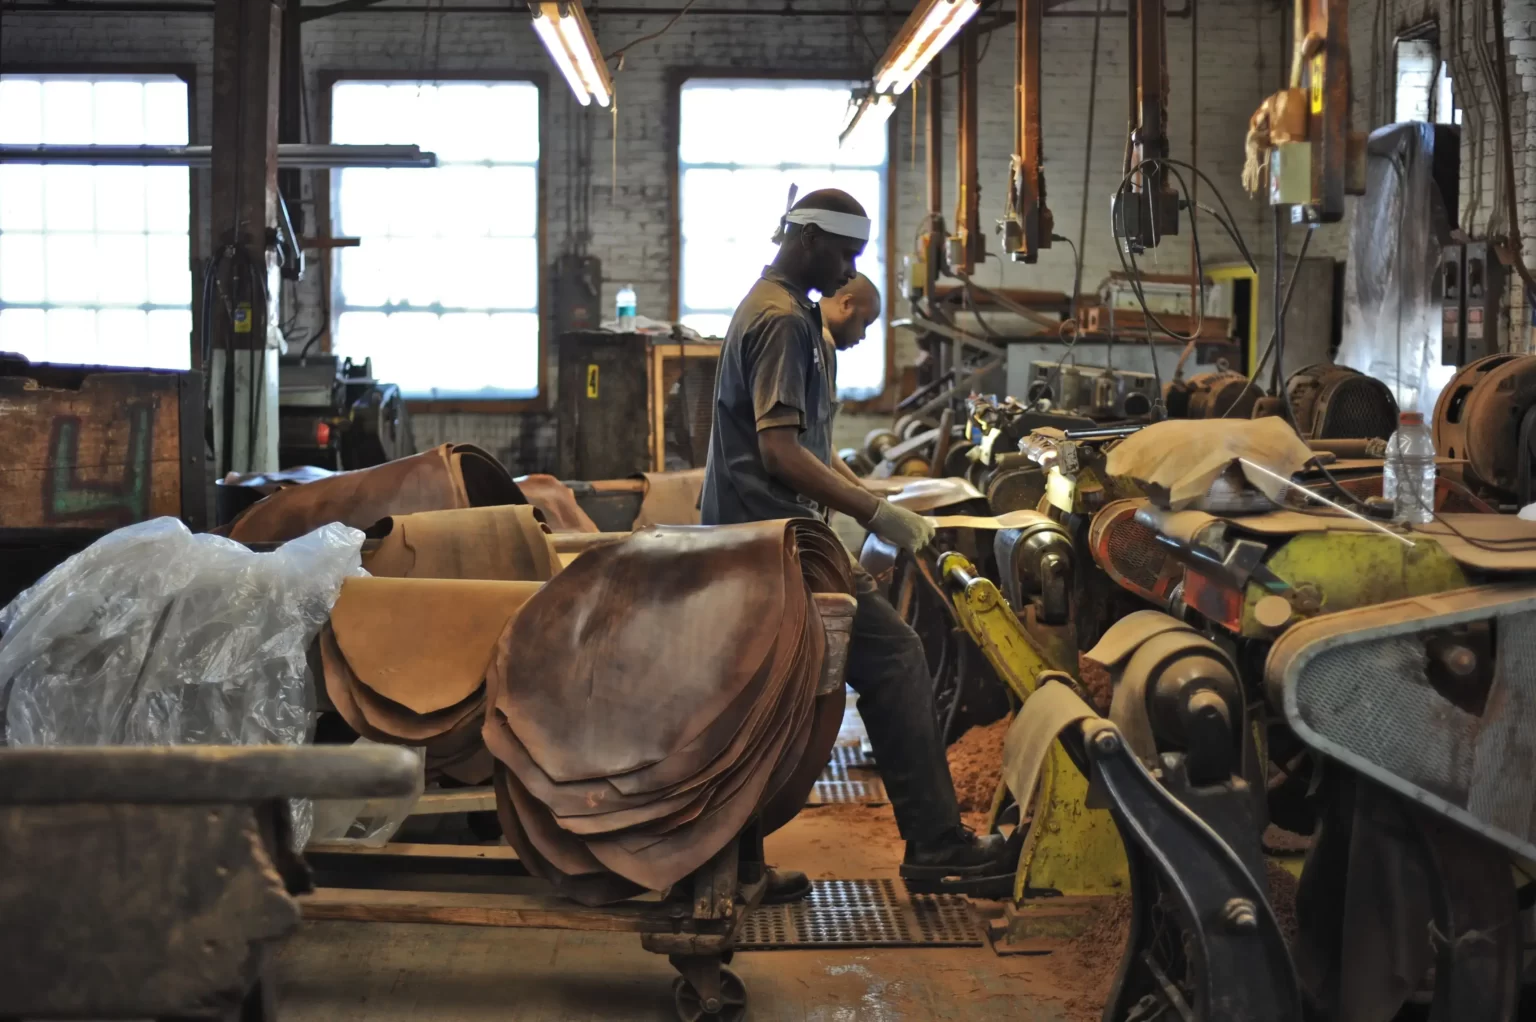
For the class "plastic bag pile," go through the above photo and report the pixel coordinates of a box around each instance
[0,518,364,843]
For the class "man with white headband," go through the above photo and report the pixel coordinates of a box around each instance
[701,188,1009,899]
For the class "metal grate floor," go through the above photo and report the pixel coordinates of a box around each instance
[807,744,887,805]
[737,879,983,949]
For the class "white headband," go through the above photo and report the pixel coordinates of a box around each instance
[782,207,872,242]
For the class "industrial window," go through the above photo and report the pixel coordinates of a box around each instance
[678,79,888,399]
[0,73,192,369]
[1394,36,1461,126]
[330,80,541,400]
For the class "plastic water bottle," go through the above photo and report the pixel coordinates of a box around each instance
[1383,411,1437,525]
[616,284,637,332]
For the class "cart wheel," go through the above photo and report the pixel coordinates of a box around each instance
[672,966,747,1022]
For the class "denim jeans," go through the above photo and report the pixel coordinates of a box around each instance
[845,565,962,844]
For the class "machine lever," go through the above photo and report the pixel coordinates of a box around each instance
[1076,719,1301,1022]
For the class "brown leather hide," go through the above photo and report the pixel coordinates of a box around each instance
[632,469,705,527]
[483,518,854,903]
[227,444,525,543]
[362,505,560,582]
[515,474,600,533]
[319,503,558,784]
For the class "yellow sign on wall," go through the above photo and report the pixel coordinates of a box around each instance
[586,364,599,398]
[1310,54,1325,115]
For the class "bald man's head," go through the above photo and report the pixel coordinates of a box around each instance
[820,273,882,351]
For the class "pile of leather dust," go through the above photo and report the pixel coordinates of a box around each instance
[1048,896,1132,1021]
[1077,654,1113,713]
[946,716,1010,830]
[1266,859,1300,946]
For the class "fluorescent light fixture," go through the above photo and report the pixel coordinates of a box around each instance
[530,1,613,108]
[839,90,897,148]
[872,0,981,96]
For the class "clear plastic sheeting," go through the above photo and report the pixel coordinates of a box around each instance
[1338,121,1460,415]
[310,739,425,847]
[0,518,364,845]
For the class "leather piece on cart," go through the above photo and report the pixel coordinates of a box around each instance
[320,576,543,783]
[632,469,706,527]
[226,443,525,543]
[362,505,560,582]
[515,474,600,533]
[483,518,853,902]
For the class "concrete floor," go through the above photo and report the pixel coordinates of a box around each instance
[274,706,1103,1022]
[276,922,1078,1022]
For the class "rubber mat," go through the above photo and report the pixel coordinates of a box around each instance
[806,744,887,805]
[736,879,983,949]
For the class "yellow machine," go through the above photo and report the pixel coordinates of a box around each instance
[936,550,1128,944]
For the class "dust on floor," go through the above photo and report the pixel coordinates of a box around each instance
[761,800,1115,1021]
[946,717,1010,832]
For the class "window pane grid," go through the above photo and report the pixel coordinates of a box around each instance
[0,74,191,370]
[678,79,888,398]
[331,80,540,399]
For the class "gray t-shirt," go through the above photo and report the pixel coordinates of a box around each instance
[700,266,835,525]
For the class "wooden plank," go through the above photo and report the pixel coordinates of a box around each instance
[300,887,657,932]
[304,841,520,860]
[350,787,494,819]
[0,371,184,529]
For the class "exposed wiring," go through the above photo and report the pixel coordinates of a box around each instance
[949,270,1060,331]
[605,0,701,66]
[963,282,1002,338]
[1072,0,1105,329]
[1305,455,1370,509]
[1220,225,1315,417]
[1053,233,1083,324]
[1111,160,1208,343]
[847,0,880,59]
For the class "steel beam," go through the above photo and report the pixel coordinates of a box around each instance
[953,17,982,276]
[208,0,283,475]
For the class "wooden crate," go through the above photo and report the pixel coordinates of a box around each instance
[0,359,205,531]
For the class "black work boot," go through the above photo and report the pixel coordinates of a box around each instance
[761,866,811,905]
[899,826,1010,882]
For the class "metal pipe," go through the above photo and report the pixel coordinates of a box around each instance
[0,144,437,167]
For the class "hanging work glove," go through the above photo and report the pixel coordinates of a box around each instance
[864,500,937,554]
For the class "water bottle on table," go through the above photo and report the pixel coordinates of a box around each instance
[616,284,637,332]
[1383,411,1436,525]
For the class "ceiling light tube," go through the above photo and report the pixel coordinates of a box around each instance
[839,91,897,148]
[530,1,613,108]
[872,0,981,96]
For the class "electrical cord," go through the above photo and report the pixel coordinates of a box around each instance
[1108,157,1259,416]
[606,0,701,66]
[1052,233,1082,323]
[963,282,1002,338]
[1220,225,1315,418]
[1111,159,1210,343]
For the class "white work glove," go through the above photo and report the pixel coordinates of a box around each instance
[866,500,936,554]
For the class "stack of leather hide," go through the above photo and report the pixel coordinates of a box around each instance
[484,518,854,904]
[319,505,560,783]
[227,443,526,543]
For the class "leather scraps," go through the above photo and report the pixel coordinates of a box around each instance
[632,469,705,527]
[362,505,560,582]
[320,504,562,785]
[227,444,526,543]
[321,576,544,784]
[483,518,855,903]
[515,474,600,533]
